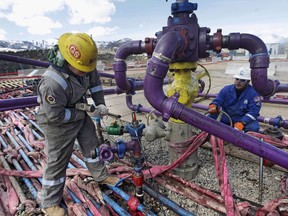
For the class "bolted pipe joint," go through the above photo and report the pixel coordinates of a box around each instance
[162,92,185,122]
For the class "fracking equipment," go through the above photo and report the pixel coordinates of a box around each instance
[0,0,288,215]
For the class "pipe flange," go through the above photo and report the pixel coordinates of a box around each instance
[213,29,223,53]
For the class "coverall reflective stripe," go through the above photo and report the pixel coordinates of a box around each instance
[209,84,261,132]
[37,66,108,208]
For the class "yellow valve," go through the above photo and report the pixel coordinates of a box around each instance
[166,62,198,123]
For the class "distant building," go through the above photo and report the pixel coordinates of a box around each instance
[266,43,287,55]
[244,43,288,56]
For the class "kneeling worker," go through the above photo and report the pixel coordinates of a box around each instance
[208,66,262,132]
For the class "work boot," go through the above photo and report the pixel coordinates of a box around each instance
[42,205,67,216]
[99,175,122,187]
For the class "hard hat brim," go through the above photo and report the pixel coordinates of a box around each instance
[233,74,250,80]
[58,33,97,72]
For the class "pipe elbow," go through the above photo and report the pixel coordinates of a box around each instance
[251,69,279,98]
[113,40,145,93]
[236,34,278,98]
[144,31,183,113]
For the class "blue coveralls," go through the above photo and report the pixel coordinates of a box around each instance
[209,84,261,132]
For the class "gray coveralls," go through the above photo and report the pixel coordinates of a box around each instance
[37,65,108,208]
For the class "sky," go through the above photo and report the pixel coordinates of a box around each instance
[0,0,287,43]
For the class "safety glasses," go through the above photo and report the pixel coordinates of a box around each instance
[235,78,247,82]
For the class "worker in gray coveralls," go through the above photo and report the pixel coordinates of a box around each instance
[37,32,120,216]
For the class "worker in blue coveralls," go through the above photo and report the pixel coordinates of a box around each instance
[208,66,262,132]
[37,32,120,216]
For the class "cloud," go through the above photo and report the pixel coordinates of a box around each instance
[87,26,119,39]
[0,29,7,40]
[0,0,116,36]
[67,0,116,25]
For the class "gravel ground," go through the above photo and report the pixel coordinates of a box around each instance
[103,129,287,215]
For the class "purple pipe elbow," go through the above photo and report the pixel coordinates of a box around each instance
[125,95,162,116]
[113,40,146,93]
[144,31,182,112]
[239,34,277,97]
[224,33,281,98]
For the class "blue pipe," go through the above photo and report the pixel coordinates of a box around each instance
[0,120,42,182]
[32,129,43,139]
[19,112,44,135]
[11,111,44,139]
[68,190,93,216]
[0,135,38,199]
[79,189,102,210]
[102,192,131,216]
[13,128,34,152]
[12,159,38,199]
[142,184,195,216]
[106,185,157,216]
[71,154,87,168]
[2,116,34,152]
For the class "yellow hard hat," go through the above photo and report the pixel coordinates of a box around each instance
[58,32,98,72]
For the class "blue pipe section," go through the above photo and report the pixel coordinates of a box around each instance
[79,189,101,210]
[12,159,38,199]
[32,130,43,139]
[0,135,38,199]
[11,111,44,139]
[13,128,34,152]
[68,190,93,216]
[71,154,87,168]
[142,184,195,216]
[102,193,131,216]
[106,185,157,216]
[0,120,42,182]
[19,112,44,135]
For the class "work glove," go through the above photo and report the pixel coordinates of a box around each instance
[208,104,219,114]
[88,104,109,117]
[234,122,245,131]
[97,104,109,115]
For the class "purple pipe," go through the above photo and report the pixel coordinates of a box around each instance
[179,107,288,169]
[0,52,120,81]
[0,96,38,111]
[103,80,145,95]
[113,40,147,93]
[223,33,287,97]
[0,53,50,68]
[192,103,288,129]
[125,95,162,116]
[144,32,288,170]
[0,81,144,111]
[198,92,288,105]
